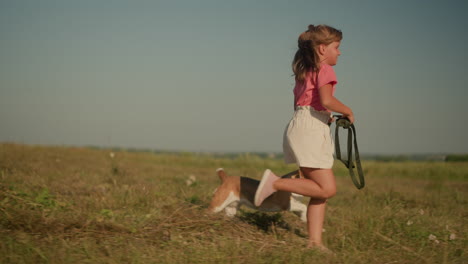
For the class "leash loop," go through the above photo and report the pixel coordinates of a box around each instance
[334,115,365,189]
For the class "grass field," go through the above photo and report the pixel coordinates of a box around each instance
[0,143,466,263]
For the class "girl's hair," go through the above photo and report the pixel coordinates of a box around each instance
[292,24,342,81]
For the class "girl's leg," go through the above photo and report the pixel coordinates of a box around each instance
[307,197,327,247]
[272,168,336,200]
[271,167,335,248]
[300,168,336,248]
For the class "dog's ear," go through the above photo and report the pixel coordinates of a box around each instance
[216,168,227,182]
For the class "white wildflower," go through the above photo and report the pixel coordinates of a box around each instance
[419,209,424,215]
[186,175,197,186]
[407,220,413,226]
[109,152,115,159]
[434,239,440,244]
[322,228,326,233]
[449,233,456,240]
[428,234,437,241]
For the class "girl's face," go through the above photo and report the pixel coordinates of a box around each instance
[321,41,341,66]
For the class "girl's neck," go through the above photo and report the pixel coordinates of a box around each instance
[318,57,331,67]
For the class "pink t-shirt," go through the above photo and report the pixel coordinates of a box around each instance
[293,64,337,112]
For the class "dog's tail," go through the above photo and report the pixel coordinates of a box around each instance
[216,168,227,182]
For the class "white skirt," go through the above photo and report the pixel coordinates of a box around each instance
[283,106,335,169]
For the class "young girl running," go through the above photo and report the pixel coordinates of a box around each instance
[254,24,354,252]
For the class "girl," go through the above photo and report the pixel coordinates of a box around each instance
[254,24,354,252]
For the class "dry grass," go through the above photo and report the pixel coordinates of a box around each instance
[0,143,466,263]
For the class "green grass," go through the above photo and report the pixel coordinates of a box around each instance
[0,143,466,263]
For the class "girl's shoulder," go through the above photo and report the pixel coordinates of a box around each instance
[320,63,334,72]
[300,65,336,83]
[317,64,338,87]
[319,64,336,77]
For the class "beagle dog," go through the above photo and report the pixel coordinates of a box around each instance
[208,168,307,222]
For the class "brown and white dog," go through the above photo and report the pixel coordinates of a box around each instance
[208,168,307,222]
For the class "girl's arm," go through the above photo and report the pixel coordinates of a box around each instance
[319,84,354,123]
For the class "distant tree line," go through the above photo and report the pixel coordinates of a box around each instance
[445,154,468,162]
[86,145,468,162]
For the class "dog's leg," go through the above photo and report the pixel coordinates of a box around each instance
[209,168,241,214]
[224,203,238,217]
[289,197,307,222]
[212,191,239,213]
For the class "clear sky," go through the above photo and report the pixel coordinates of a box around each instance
[1,0,467,154]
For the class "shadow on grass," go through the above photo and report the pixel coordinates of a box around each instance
[238,210,306,238]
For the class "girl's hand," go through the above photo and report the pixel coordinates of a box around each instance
[345,113,355,124]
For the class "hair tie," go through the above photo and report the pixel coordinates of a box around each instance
[298,40,311,51]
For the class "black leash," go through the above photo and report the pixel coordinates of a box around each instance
[333,115,365,189]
